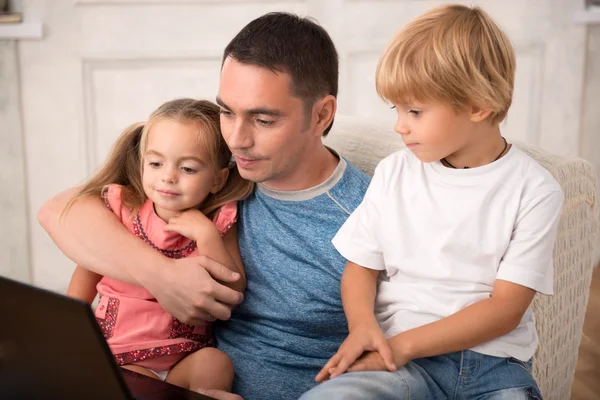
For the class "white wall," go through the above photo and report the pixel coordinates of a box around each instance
[1,0,596,292]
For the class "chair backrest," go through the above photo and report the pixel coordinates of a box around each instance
[324,115,402,176]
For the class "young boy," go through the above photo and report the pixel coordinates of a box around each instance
[301,4,562,400]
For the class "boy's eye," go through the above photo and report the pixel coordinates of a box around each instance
[181,166,197,174]
[408,109,422,116]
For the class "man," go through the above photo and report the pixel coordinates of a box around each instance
[39,12,370,399]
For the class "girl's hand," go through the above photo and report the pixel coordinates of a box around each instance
[164,209,217,241]
[315,323,396,382]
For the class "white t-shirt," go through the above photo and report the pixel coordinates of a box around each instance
[332,147,564,361]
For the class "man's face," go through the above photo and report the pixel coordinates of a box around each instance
[217,57,313,190]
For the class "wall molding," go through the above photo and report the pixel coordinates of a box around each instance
[81,56,221,174]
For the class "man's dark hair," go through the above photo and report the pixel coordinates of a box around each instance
[223,12,338,136]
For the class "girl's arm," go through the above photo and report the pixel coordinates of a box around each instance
[221,225,246,292]
[196,224,246,294]
[164,210,246,293]
[388,280,535,365]
[66,265,103,304]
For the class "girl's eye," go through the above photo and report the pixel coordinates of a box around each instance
[148,162,161,168]
[256,118,274,127]
[181,167,197,174]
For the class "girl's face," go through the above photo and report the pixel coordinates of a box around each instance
[142,118,228,222]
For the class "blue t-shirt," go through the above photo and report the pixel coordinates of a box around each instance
[215,157,370,400]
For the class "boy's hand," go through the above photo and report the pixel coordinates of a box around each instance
[164,209,217,241]
[315,323,396,382]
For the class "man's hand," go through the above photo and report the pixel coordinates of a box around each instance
[315,323,396,382]
[165,209,217,241]
[346,351,388,373]
[144,255,244,325]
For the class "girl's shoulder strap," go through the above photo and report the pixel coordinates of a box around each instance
[101,184,133,223]
[212,201,238,237]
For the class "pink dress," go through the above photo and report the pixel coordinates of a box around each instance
[95,184,237,371]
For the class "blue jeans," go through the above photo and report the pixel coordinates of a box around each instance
[299,350,542,400]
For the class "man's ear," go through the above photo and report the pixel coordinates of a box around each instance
[311,95,337,136]
[470,105,493,123]
[211,167,230,193]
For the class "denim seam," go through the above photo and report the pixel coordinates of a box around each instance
[452,351,465,400]
[391,371,411,400]
[507,358,533,377]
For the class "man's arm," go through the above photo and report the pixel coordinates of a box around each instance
[38,187,243,324]
[38,187,158,284]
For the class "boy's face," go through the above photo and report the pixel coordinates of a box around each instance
[217,57,316,190]
[392,101,476,163]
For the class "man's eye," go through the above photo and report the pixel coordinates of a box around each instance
[219,109,233,117]
[256,119,274,127]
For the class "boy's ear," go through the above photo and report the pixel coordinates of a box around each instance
[211,168,230,194]
[470,106,493,123]
[311,95,337,137]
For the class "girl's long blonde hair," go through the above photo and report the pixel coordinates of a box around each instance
[64,99,253,219]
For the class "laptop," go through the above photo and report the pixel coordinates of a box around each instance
[0,275,216,400]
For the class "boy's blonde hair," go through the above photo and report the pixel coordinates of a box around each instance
[64,99,253,219]
[376,4,515,125]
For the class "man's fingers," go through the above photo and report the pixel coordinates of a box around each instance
[212,280,244,306]
[200,299,233,321]
[202,257,241,283]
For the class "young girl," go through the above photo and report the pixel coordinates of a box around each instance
[64,98,253,393]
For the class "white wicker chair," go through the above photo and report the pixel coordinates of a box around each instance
[324,115,599,400]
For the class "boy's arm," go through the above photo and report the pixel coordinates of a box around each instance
[37,187,244,324]
[342,262,380,331]
[388,280,535,365]
[316,262,395,382]
[348,189,564,373]
[67,265,103,304]
[386,189,564,367]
